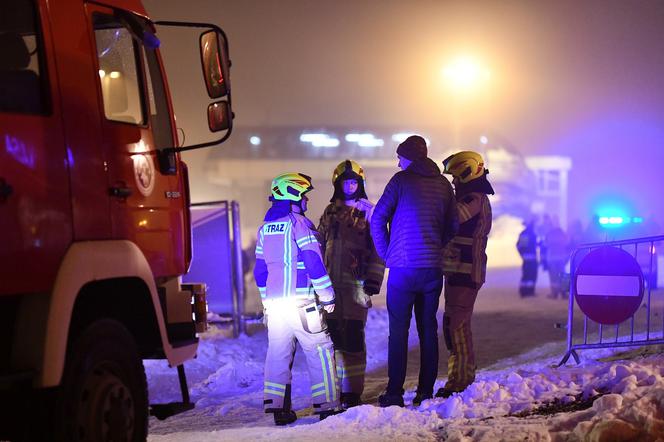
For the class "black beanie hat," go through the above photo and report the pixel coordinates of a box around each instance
[396,135,427,161]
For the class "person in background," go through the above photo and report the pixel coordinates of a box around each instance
[371,135,458,407]
[254,173,342,425]
[318,159,385,409]
[567,219,585,251]
[537,214,553,274]
[517,218,538,297]
[543,216,570,299]
[436,150,493,399]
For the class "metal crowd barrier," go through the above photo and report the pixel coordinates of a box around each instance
[559,234,664,365]
[185,200,247,337]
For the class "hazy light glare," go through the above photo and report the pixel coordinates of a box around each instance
[391,133,430,146]
[249,136,261,146]
[391,133,410,143]
[442,56,490,93]
[480,135,489,144]
[109,71,121,79]
[98,69,106,78]
[345,133,384,147]
[300,133,339,148]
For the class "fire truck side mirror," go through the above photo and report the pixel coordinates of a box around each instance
[207,101,232,132]
[200,29,230,99]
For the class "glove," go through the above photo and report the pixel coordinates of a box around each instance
[322,303,335,314]
[363,280,380,296]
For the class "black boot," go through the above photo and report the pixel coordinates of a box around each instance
[318,408,344,421]
[341,392,362,409]
[412,392,432,406]
[378,391,404,407]
[435,387,458,398]
[273,410,297,426]
[269,384,297,426]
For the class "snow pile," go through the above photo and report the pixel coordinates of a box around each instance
[421,350,664,441]
[148,404,443,442]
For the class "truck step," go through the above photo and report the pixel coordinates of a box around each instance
[149,402,195,420]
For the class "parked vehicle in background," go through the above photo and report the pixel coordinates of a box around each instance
[0,0,232,439]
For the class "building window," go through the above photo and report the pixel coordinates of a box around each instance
[537,170,560,195]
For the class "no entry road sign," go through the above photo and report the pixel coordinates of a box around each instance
[574,246,644,325]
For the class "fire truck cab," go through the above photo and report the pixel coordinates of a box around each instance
[0,0,232,439]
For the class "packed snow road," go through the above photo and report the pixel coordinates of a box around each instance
[146,268,664,440]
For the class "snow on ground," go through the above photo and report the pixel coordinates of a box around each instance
[146,268,664,441]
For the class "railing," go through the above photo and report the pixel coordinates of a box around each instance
[559,235,663,365]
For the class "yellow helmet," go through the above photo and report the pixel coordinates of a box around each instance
[332,159,365,184]
[270,172,313,202]
[442,151,485,183]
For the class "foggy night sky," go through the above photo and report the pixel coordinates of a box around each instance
[144,0,664,224]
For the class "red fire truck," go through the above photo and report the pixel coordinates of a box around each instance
[0,0,232,440]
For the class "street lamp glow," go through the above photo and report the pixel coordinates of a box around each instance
[441,56,490,92]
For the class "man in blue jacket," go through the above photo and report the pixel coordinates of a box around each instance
[370,135,458,407]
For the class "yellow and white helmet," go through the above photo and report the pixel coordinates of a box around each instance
[332,159,365,184]
[442,151,485,183]
[270,172,313,202]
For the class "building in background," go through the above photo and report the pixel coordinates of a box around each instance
[524,156,573,229]
[184,127,572,267]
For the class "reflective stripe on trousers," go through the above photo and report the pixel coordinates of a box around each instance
[327,318,367,395]
[263,298,340,412]
[443,283,479,391]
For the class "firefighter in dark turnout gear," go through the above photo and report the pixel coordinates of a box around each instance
[436,151,493,398]
[517,220,538,297]
[318,160,385,409]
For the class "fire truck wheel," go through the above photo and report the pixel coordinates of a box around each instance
[55,318,148,442]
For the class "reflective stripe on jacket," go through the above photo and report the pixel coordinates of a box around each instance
[443,192,492,284]
[254,212,335,303]
[318,199,385,320]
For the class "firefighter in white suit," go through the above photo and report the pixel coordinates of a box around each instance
[254,172,341,425]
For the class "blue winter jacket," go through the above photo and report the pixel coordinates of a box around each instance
[370,158,458,268]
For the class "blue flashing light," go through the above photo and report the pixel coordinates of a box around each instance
[598,214,644,228]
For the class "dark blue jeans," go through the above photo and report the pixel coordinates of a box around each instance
[386,267,444,396]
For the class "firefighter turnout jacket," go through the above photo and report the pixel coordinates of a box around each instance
[254,212,335,304]
[318,198,385,321]
[443,192,492,286]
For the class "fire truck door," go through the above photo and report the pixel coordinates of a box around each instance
[87,5,182,278]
